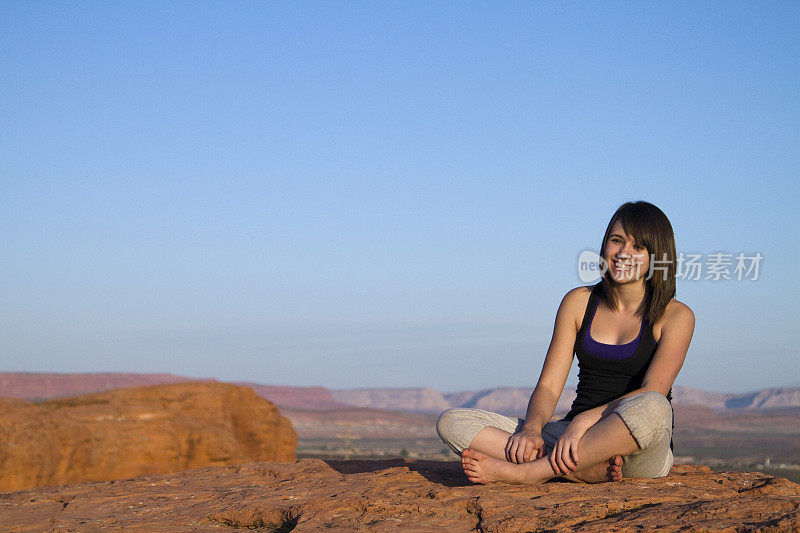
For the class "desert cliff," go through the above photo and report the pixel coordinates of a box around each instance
[0,382,296,491]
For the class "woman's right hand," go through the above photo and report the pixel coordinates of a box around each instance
[505,427,545,463]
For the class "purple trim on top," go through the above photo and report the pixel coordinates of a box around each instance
[582,296,644,360]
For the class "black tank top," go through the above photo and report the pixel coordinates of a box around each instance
[565,286,673,446]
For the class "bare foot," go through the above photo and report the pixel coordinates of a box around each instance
[565,455,624,483]
[460,449,622,485]
[608,454,623,482]
[461,448,529,484]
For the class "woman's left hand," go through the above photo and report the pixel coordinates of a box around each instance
[549,417,591,476]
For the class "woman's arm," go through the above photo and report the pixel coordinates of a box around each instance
[549,301,695,475]
[505,287,585,463]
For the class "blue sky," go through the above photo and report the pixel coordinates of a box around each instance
[2,2,798,393]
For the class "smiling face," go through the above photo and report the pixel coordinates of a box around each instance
[603,220,650,284]
[597,201,677,324]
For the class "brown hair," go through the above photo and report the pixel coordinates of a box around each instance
[595,201,677,324]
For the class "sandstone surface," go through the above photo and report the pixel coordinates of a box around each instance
[0,382,296,491]
[1,460,798,531]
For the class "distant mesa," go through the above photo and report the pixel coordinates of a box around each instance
[723,387,800,410]
[233,382,350,411]
[0,372,349,411]
[332,385,800,416]
[0,382,296,491]
[445,387,577,417]
[0,372,798,417]
[0,371,199,402]
[331,387,453,414]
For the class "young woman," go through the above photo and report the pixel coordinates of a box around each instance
[437,201,695,484]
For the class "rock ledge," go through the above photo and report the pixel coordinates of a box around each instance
[1,460,798,531]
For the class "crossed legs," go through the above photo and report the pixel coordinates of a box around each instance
[437,392,674,485]
[460,413,636,484]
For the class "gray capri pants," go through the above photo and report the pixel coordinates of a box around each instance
[436,391,673,479]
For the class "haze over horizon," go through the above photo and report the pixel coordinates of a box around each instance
[2,3,798,394]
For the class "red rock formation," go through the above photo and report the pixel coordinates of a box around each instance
[0,383,296,491]
[0,460,797,531]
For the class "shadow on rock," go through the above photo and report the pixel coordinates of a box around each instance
[324,459,474,487]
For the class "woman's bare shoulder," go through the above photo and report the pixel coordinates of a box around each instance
[559,286,594,327]
[561,285,592,306]
[662,298,695,328]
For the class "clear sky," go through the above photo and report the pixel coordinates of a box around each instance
[2,2,798,393]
